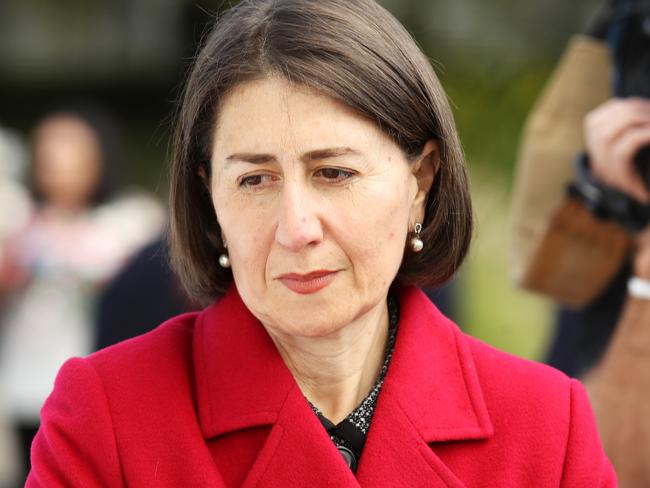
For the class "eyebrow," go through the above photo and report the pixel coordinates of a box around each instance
[302,147,361,161]
[225,153,277,164]
[225,146,361,164]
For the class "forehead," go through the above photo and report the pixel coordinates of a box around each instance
[34,116,101,158]
[35,115,96,143]
[212,77,388,155]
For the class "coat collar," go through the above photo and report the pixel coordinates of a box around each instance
[193,286,296,438]
[193,285,493,486]
[381,286,494,443]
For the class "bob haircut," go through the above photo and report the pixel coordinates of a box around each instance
[170,0,472,304]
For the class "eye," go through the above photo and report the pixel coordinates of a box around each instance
[238,174,278,189]
[313,167,356,182]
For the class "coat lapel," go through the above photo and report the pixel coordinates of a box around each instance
[244,384,360,487]
[193,286,294,439]
[356,287,494,487]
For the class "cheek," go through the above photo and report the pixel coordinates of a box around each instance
[215,196,279,293]
[223,215,272,302]
[341,184,410,272]
[218,202,268,260]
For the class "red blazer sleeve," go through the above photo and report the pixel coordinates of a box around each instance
[26,358,124,487]
[561,379,617,487]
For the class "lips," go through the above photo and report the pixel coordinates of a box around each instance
[277,270,339,294]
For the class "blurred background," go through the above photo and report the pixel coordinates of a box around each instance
[0,0,602,485]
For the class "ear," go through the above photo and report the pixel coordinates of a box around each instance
[410,139,440,223]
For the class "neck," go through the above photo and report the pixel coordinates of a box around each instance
[268,299,389,424]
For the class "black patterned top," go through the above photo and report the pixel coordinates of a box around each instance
[307,294,399,473]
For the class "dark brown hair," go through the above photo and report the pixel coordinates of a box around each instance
[169,0,472,304]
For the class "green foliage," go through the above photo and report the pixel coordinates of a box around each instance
[441,59,554,177]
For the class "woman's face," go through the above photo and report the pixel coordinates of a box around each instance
[209,77,431,338]
[33,115,102,210]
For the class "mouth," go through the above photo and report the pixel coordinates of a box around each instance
[277,270,340,295]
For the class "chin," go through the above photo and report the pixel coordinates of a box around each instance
[266,300,353,339]
[293,320,347,338]
[242,279,370,339]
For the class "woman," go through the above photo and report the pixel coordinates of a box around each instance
[0,107,165,483]
[0,108,118,480]
[27,1,615,486]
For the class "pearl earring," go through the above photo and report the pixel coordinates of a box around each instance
[410,222,424,252]
[218,254,231,268]
[219,237,231,268]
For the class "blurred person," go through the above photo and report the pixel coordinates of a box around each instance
[0,106,164,484]
[0,125,27,488]
[94,234,194,350]
[585,97,650,488]
[27,1,613,486]
[511,0,650,483]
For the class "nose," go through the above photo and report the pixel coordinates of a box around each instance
[275,183,323,252]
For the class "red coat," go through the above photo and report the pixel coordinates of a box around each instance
[27,286,615,487]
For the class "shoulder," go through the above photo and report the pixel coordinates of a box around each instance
[30,312,205,487]
[90,311,198,368]
[51,311,204,444]
[455,329,614,485]
[79,312,201,405]
[460,330,601,458]
[401,286,573,402]
[463,331,573,400]
[460,330,583,434]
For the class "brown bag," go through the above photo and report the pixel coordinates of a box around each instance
[520,198,632,307]
[510,35,631,306]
